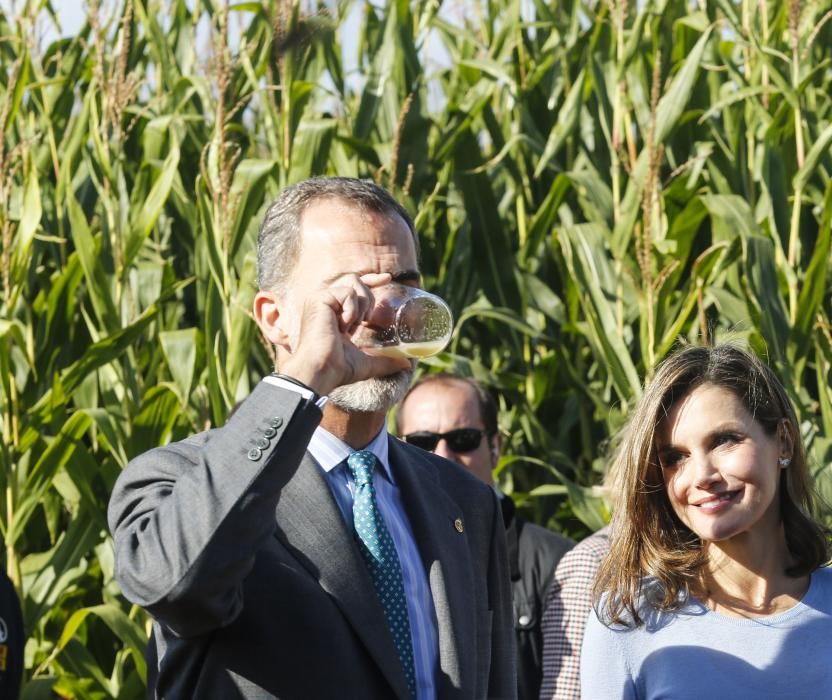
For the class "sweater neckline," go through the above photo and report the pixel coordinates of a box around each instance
[687,567,827,626]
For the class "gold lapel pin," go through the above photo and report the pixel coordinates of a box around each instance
[454,518,464,533]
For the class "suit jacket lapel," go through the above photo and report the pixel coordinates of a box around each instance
[388,437,476,697]
[273,452,410,699]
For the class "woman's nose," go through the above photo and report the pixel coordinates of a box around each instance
[691,453,722,488]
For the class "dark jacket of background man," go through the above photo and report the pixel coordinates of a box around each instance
[502,497,574,700]
[397,373,573,700]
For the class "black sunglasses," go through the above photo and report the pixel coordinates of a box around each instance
[403,428,486,453]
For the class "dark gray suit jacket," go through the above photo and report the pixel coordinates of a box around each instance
[108,380,515,699]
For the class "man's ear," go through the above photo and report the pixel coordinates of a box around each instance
[253,290,291,350]
[489,433,502,468]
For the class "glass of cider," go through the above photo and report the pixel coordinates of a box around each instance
[351,285,453,359]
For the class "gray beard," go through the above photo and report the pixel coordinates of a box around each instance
[327,367,414,414]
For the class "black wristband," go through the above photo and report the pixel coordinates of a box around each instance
[271,373,321,403]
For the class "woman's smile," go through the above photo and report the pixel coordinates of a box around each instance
[657,384,785,544]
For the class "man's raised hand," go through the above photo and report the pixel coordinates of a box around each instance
[278,272,412,396]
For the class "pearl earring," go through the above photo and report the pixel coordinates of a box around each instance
[779,457,791,467]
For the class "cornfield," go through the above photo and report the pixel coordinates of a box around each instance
[1,0,831,695]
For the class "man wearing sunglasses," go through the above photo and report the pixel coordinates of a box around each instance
[397,374,574,700]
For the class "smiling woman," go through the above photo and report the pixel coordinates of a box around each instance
[657,383,788,546]
[580,344,832,700]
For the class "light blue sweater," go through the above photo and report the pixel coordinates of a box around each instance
[581,566,832,699]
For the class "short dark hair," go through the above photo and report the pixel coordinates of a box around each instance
[256,176,419,292]
[397,373,499,439]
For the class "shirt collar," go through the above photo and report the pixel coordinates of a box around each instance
[308,425,395,484]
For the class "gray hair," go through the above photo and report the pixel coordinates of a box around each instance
[256,176,419,292]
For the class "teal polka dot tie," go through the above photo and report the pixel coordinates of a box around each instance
[347,450,417,699]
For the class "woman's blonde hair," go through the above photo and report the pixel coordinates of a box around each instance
[594,343,829,626]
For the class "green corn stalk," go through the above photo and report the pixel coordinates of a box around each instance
[0,0,830,694]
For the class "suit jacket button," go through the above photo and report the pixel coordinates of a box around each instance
[247,447,262,461]
[264,427,277,438]
[256,437,270,450]
[270,417,283,428]
[454,518,464,533]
